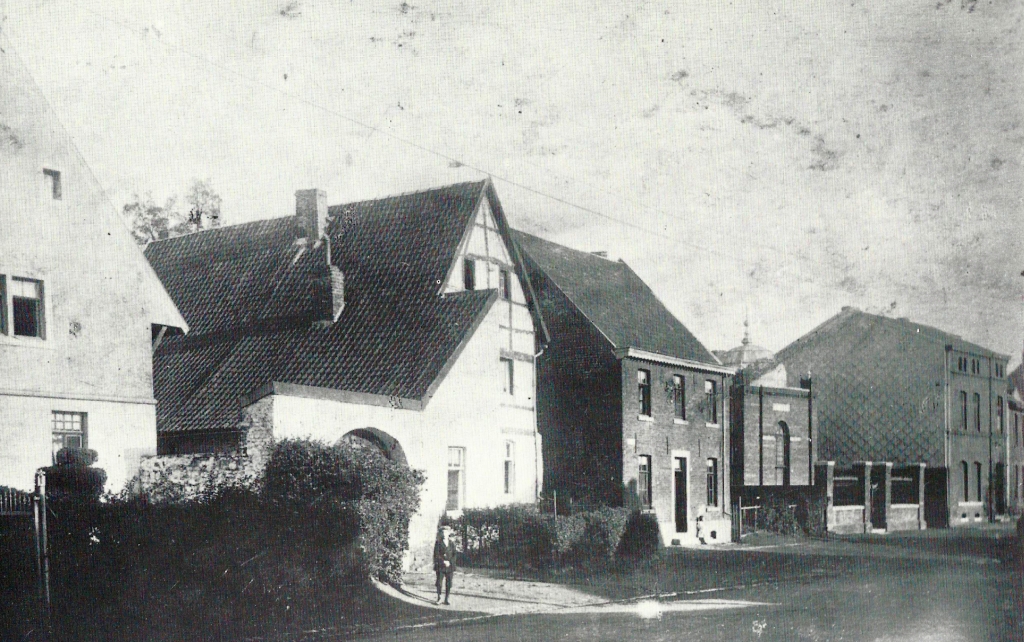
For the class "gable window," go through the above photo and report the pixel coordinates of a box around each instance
[961,461,969,501]
[638,455,652,509]
[11,278,44,338]
[973,393,981,432]
[463,258,476,291]
[501,357,514,396]
[638,369,651,417]
[503,441,515,495]
[960,391,968,431]
[43,168,61,200]
[706,458,719,506]
[52,411,86,460]
[705,379,718,424]
[672,374,685,420]
[498,268,511,300]
[446,447,465,511]
[975,462,983,503]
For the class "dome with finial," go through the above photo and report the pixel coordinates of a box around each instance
[717,320,774,368]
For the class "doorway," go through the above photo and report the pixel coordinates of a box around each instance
[674,456,688,533]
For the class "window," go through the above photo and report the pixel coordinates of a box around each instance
[503,441,515,495]
[498,268,511,300]
[463,258,476,291]
[975,462,983,503]
[43,168,61,200]
[501,357,514,396]
[638,369,651,417]
[961,461,969,502]
[973,393,981,432]
[52,411,86,460]
[997,397,1004,433]
[446,447,465,511]
[10,278,44,338]
[0,276,5,334]
[1016,414,1020,447]
[960,391,968,431]
[705,379,718,424]
[672,374,685,420]
[706,458,719,506]
[638,455,652,509]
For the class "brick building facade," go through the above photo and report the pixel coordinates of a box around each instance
[514,231,732,545]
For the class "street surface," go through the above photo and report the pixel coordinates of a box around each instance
[367,525,1022,642]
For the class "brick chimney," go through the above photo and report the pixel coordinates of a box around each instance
[295,188,328,240]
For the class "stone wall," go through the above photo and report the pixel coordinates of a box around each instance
[140,397,275,501]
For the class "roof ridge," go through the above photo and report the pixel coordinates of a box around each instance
[145,216,294,247]
[327,180,488,212]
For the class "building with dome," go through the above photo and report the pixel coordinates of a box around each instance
[723,324,817,504]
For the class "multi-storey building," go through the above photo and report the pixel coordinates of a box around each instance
[772,307,1010,527]
[0,36,186,491]
[513,231,732,545]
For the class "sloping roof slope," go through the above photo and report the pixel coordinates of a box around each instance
[511,230,718,365]
[770,307,1007,466]
[147,181,503,434]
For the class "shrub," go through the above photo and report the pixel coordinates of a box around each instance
[615,511,662,561]
[43,447,107,502]
[261,439,424,584]
[448,505,639,570]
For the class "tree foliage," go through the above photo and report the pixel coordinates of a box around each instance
[123,178,222,245]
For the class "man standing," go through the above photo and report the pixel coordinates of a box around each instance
[433,525,457,605]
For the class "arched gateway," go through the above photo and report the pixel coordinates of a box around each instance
[339,428,409,466]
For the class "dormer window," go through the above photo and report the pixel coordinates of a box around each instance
[463,258,476,291]
[43,168,61,200]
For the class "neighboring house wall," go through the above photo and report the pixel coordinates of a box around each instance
[731,384,814,489]
[259,300,540,568]
[620,357,731,545]
[526,261,623,505]
[1008,400,1024,514]
[947,349,1009,525]
[0,43,183,491]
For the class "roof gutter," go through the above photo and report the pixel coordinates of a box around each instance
[617,347,736,376]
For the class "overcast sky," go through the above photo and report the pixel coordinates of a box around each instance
[4,0,1022,360]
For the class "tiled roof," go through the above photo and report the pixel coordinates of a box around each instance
[148,181,507,434]
[511,230,719,365]
[770,307,1007,466]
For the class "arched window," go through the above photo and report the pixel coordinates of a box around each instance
[975,462,983,503]
[961,461,969,502]
[775,421,791,486]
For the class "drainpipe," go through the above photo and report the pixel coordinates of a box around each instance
[721,374,727,514]
[944,345,951,524]
[988,355,994,523]
[533,345,545,501]
[807,375,814,485]
[758,386,764,486]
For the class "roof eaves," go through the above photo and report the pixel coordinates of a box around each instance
[435,180,488,298]
[242,381,424,412]
[485,183,550,345]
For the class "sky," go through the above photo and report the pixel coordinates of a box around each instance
[3,0,1022,359]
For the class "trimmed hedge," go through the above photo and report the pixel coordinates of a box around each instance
[446,505,648,570]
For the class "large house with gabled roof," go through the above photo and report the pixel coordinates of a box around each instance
[770,307,1011,528]
[145,180,548,564]
[512,231,733,546]
[0,35,187,492]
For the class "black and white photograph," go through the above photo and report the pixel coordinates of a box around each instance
[1,1,1022,640]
